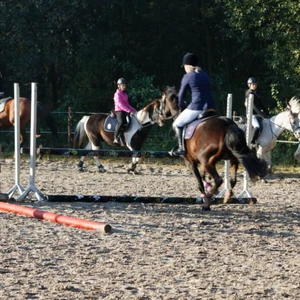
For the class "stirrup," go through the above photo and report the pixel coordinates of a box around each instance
[113,138,119,145]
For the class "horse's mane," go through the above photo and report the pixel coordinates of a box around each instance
[163,86,178,107]
[142,98,160,110]
[163,86,177,97]
[289,96,300,113]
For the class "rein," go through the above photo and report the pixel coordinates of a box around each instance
[157,95,178,121]
[268,119,283,139]
[268,109,300,139]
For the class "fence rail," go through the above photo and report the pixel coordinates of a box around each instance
[0,110,298,153]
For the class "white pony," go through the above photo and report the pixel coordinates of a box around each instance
[254,97,300,172]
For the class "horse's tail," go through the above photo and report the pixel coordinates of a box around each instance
[73,116,89,148]
[37,102,59,139]
[225,124,268,180]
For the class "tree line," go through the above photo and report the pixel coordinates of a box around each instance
[1,0,300,117]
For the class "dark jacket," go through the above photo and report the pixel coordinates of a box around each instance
[245,89,268,117]
[178,69,216,111]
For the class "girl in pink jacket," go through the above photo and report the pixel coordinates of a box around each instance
[113,78,136,144]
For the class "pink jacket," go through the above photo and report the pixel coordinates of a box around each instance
[114,89,135,113]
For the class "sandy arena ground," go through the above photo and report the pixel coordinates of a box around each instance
[0,157,300,299]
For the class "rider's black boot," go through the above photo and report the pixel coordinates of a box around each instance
[251,127,260,145]
[114,126,121,145]
[169,126,186,156]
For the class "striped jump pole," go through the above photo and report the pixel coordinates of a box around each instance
[46,194,256,204]
[17,82,45,201]
[7,83,24,199]
[0,201,111,233]
[237,93,254,198]
[215,93,232,199]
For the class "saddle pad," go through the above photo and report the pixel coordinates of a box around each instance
[185,115,218,139]
[104,115,117,132]
[0,97,12,113]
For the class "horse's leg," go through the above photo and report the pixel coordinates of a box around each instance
[77,142,106,173]
[77,142,91,172]
[257,146,272,174]
[127,156,139,174]
[190,162,211,211]
[204,163,223,195]
[20,128,27,146]
[91,144,106,173]
[199,167,214,194]
[78,155,85,172]
[264,151,273,173]
[223,160,238,203]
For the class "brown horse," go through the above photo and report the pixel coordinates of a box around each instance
[73,86,179,174]
[182,116,268,210]
[0,97,58,145]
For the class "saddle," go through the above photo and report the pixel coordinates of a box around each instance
[184,109,218,139]
[103,112,131,133]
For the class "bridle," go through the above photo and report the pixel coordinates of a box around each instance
[135,97,170,129]
[269,109,300,139]
[157,94,179,122]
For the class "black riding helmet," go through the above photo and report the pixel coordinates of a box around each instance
[117,78,126,85]
[182,53,198,67]
[247,77,257,84]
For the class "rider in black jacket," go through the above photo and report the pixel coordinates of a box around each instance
[245,77,269,145]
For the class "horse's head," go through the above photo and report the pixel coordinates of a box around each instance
[136,97,172,127]
[287,97,300,139]
[157,86,180,124]
[136,86,180,127]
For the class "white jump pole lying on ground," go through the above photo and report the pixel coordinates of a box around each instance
[8,83,25,199]
[215,93,232,198]
[17,82,45,201]
[237,93,254,198]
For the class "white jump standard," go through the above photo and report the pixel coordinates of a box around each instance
[7,83,24,199]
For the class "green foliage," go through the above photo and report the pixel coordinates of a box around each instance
[127,76,161,109]
[272,142,299,166]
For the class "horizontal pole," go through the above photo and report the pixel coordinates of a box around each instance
[0,201,111,233]
[21,147,173,158]
[46,194,257,205]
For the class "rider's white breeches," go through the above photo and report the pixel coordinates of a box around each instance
[173,108,203,128]
[252,116,259,128]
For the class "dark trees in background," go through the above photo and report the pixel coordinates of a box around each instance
[0,0,299,116]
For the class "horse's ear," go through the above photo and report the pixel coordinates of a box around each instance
[159,86,166,93]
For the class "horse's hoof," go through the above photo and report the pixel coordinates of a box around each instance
[202,206,211,211]
[78,167,84,172]
[98,168,106,173]
[127,168,139,174]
